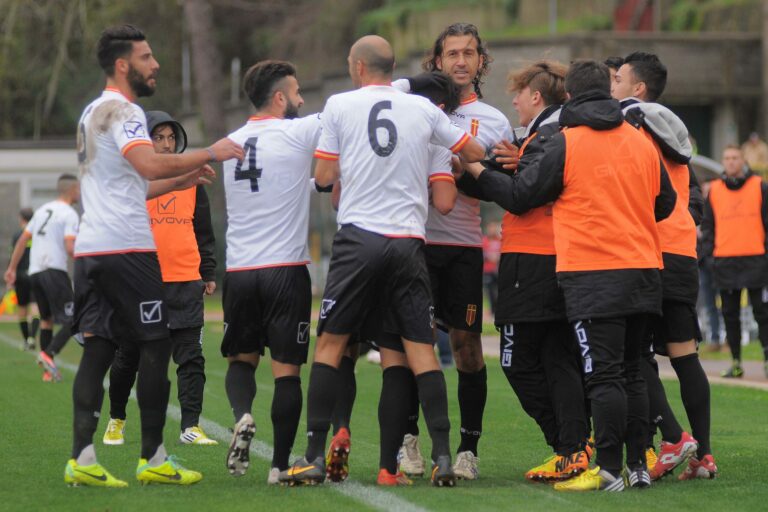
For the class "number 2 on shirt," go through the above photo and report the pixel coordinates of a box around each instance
[234,137,263,192]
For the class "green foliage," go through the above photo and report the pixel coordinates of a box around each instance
[665,0,760,32]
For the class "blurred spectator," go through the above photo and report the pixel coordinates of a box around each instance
[696,180,723,349]
[741,132,768,176]
[482,221,501,317]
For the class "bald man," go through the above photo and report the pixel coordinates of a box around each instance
[279,35,484,487]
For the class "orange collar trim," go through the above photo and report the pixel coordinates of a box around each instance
[248,115,278,121]
[460,93,478,105]
[104,87,133,102]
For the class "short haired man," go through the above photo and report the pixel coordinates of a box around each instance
[613,50,716,481]
[278,35,484,487]
[102,111,219,447]
[395,22,513,480]
[604,56,624,85]
[220,60,323,485]
[9,208,39,351]
[65,24,242,487]
[702,145,768,379]
[463,59,676,491]
[5,175,80,382]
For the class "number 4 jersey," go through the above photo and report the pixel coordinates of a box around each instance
[314,85,470,239]
[223,114,322,271]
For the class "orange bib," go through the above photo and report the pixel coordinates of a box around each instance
[710,175,765,257]
[146,187,201,282]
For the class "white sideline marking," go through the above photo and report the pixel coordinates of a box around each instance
[0,333,427,512]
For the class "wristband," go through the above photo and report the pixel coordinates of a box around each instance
[206,147,216,162]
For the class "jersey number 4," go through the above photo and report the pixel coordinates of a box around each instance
[235,137,263,192]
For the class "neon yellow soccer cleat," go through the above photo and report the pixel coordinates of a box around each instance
[553,466,625,492]
[136,455,202,485]
[64,459,128,487]
[103,418,126,445]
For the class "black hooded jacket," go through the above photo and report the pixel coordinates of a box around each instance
[145,111,216,282]
[472,91,676,321]
[700,169,768,290]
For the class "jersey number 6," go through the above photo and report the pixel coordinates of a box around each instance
[368,101,397,157]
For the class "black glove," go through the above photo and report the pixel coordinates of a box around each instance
[315,181,333,193]
[407,72,449,95]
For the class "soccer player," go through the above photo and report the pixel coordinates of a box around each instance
[471,60,593,482]
[612,51,716,480]
[9,208,39,351]
[462,59,676,491]
[701,145,768,379]
[278,35,484,487]
[220,60,320,485]
[102,110,218,447]
[395,22,513,480]
[5,175,80,382]
[66,24,242,487]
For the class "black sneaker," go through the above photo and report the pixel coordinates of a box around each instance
[226,413,255,476]
[278,456,326,486]
[430,455,457,487]
[625,466,651,489]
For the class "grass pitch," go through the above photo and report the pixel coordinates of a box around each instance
[0,321,766,511]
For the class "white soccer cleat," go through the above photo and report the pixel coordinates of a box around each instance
[453,450,479,480]
[366,350,381,364]
[267,467,280,485]
[398,433,425,476]
[180,425,218,445]
[227,413,255,476]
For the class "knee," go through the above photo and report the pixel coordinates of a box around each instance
[228,353,260,368]
[451,330,484,371]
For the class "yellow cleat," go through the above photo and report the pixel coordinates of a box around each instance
[554,466,625,492]
[136,456,202,485]
[525,455,563,482]
[103,418,126,445]
[180,425,218,445]
[646,447,658,473]
[64,459,128,487]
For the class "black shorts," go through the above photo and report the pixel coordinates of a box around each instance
[425,244,484,333]
[651,300,702,355]
[15,271,33,306]
[30,269,73,325]
[318,224,434,344]
[73,252,169,342]
[165,280,205,329]
[221,265,311,365]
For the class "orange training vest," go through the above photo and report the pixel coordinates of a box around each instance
[501,132,557,255]
[146,187,201,282]
[641,129,697,258]
[553,122,662,272]
[710,175,766,257]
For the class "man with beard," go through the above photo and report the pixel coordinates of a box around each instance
[219,60,322,485]
[102,111,218,447]
[394,22,513,480]
[66,24,243,487]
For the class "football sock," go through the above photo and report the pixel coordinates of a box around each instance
[147,444,168,466]
[108,346,139,421]
[19,320,28,340]
[406,369,420,436]
[30,317,40,338]
[416,370,451,461]
[379,366,411,474]
[40,328,52,353]
[76,444,97,466]
[72,336,116,459]
[46,325,71,356]
[671,353,711,458]
[225,361,256,421]
[639,355,684,443]
[305,363,339,461]
[271,376,302,470]
[171,327,206,430]
[457,366,487,456]
[331,355,356,434]
[137,339,172,460]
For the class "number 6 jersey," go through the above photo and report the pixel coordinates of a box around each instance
[314,85,470,239]
[223,114,322,271]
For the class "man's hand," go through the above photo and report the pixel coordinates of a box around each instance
[175,165,216,191]
[4,268,16,288]
[208,138,244,162]
[204,281,216,295]
[493,140,520,170]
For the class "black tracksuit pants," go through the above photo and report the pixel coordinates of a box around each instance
[720,288,768,362]
[500,320,589,455]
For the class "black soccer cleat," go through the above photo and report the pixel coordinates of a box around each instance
[430,455,457,488]
[278,456,326,486]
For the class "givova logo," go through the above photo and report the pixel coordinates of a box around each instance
[139,300,163,324]
[573,321,592,373]
[501,324,514,368]
[320,299,336,319]
[297,322,310,344]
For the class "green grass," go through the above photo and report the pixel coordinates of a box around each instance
[1,321,767,511]
[699,341,766,362]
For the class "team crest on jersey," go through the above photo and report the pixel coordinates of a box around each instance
[465,304,477,326]
[429,305,435,329]
[139,300,163,324]
[157,194,176,215]
[64,301,74,317]
[297,322,310,344]
[123,121,146,139]
[320,299,336,319]
[470,119,480,137]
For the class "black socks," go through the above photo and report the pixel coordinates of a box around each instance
[331,356,356,435]
[40,328,52,353]
[19,320,28,340]
[640,355,684,444]
[46,325,72,356]
[379,366,412,473]
[225,361,256,421]
[305,363,340,461]
[671,353,711,458]
[457,366,487,456]
[416,370,451,461]
[271,376,302,470]
[136,339,173,459]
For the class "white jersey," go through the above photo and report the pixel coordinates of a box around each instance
[315,85,469,239]
[426,94,513,247]
[224,114,322,271]
[25,200,79,275]
[74,88,156,256]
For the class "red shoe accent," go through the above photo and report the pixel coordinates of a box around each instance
[326,427,350,482]
[650,431,698,480]
[377,468,412,486]
[679,454,717,480]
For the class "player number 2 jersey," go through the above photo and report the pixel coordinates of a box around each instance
[223,114,322,271]
[74,88,156,256]
[426,94,513,246]
[25,200,79,275]
[315,85,469,239]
